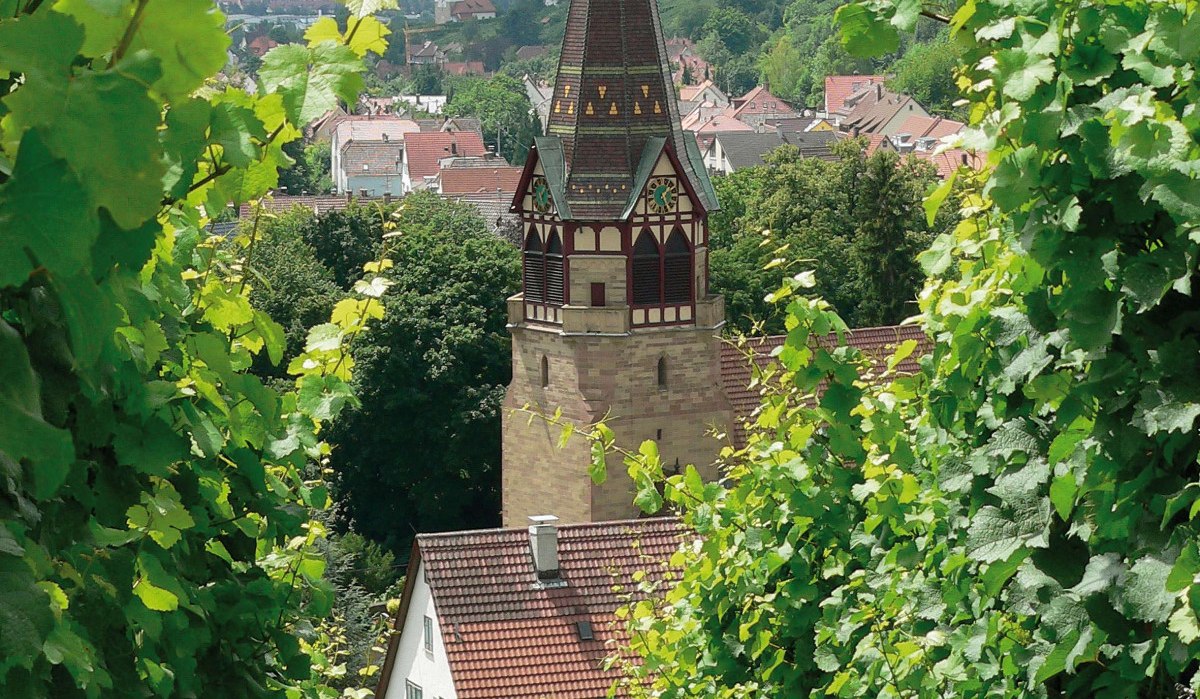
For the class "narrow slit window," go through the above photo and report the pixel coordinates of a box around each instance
[657,356,668,389]
[540,355,549,388]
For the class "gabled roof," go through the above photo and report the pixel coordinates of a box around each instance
[894,115,965,140]
[439,164,524,195]
[709,131,790,170]
[403,131,487,181]
[332,116,421,144]
[377,518,690,699]
[451,0,496,16]
[727,85,795,120]
[824,75,886,115]
[342,141,404,176]
[907,148,985,179]
[720,325,932,444]
[839,87,924,135]
[515,45,549,61]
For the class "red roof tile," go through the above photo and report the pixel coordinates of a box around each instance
[824,75,886,115]
[720,325,932,443]
[440,165,524,195]
[727,85,795,120]
[404,131,487,182]
[894,115,965,140]
[908,148,985,179]
[379,518,689,699]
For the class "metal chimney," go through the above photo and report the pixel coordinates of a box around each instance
[528,515,561,583]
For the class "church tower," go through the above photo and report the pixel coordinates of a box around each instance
[502,0,733,527]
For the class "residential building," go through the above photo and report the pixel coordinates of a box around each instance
[331,116,421,194]
[450,0,497,21]
[836,83,931,136]
[436,158,523,196]
[375,517,689,699]
[724,85,797,129]
[702,129,838,175]
[824,74,886,115]
[678,79,728,109]
[401,131,488,192]
[524,75,554,131]
[408,40,446,65]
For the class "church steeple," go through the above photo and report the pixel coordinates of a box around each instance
[502,0,732,527]
[520,0,717,222]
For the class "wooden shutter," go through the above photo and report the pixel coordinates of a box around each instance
[632,230,661,306]
[663,229,692,304]
[545,229,564,305]
[523,228,544,302]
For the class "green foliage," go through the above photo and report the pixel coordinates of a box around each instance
[886,30,964,117]
[709,140,950,333]
[445,73,540,164]
[0,1,396,696]
[602,0,1200,696]
[279,139,334,196]
[328,193,520,550]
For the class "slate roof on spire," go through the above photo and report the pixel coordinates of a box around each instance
[537,0,718,219]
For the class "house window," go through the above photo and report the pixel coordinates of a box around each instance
[663,229,692,304]
[632,230,661,305]
[523,228,544,302]
[406,681,423,699]
[657,356,668,389]
[423,616,433,653]
[545,228,564,305]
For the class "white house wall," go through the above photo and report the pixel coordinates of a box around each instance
[381,561,458,699]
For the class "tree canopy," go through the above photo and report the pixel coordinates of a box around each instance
[328,193,520,550]
[445,73,540,164]
[709,140,953,335]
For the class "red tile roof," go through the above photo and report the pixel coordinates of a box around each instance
[894,115,965,140]
[824,75,886,115]
[451,0,496,17]
[720,325,932,443]
[727,85,796,120]
[908,148,985,179]
[404,131,487,182]
[440,165,524,195]
[443,61,487,76]
[378,518,689,699]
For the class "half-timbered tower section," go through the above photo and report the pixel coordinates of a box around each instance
[502,0,734,527]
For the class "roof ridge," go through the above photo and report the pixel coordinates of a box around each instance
[416,515,682,541]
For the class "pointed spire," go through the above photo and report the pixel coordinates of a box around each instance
[543,0,704,219]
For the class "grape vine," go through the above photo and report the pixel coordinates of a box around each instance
[0,1,397,696]
[602,0,1200,697]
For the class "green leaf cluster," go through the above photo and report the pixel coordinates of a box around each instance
[604,0,1200,696]
[0,1,391,696]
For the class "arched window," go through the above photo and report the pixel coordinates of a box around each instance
[657,356,668,389]
[632,230,661,306]
[663,229,692,304]
[540,355,549,388]
[545,228,564,305]
[523,228,544,302]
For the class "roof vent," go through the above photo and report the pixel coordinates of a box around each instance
[528,515,563,585]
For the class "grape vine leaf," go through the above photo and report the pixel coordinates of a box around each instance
[259,43,364,126]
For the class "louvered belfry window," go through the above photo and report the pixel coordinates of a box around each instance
[523,228,544,302]
[544,229,565,305]
[663,229,692,304]
[632,230,661,305]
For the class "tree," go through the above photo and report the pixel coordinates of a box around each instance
[329,193,520,550]
[445,74,540,164]
[598,0,1200,695]
[709,141,948,334]
[0,1,397,696]
[886,31,963,116]
[700,7,762,55]
[278,139,335,196]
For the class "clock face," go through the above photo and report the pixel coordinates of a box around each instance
[531,176,553,213]
[647,177,678,214]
